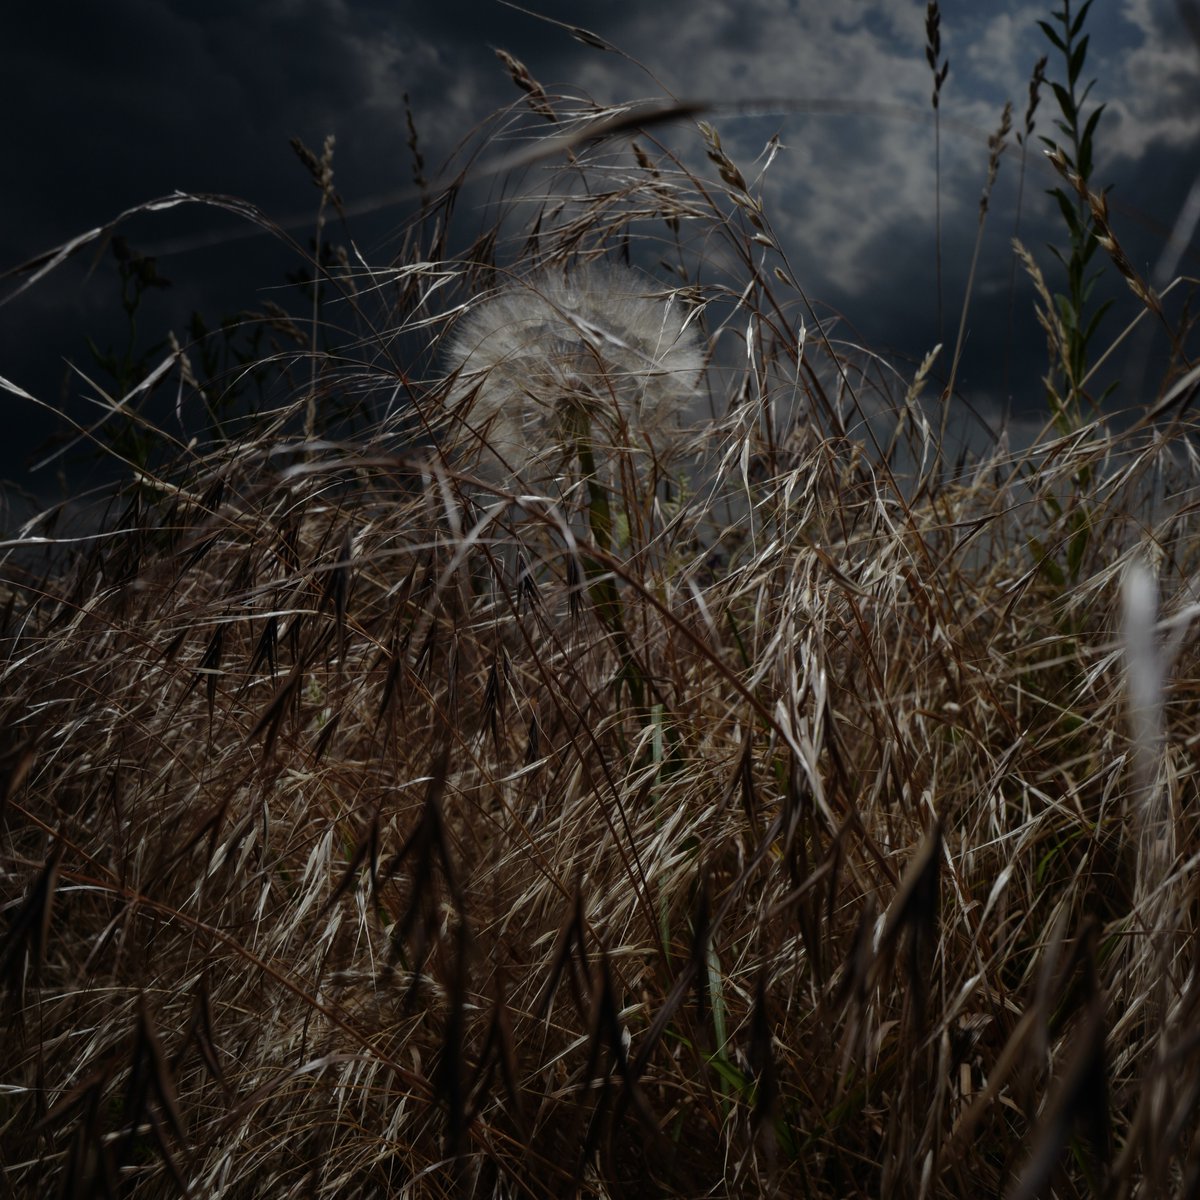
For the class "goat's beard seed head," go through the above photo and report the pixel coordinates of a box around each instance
[442,262,704,485]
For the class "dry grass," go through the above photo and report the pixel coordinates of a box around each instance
[4,33,1200,1200]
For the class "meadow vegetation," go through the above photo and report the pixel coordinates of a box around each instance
[3,3,1200,1195]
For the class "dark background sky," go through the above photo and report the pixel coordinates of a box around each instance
[4,1,1200,518]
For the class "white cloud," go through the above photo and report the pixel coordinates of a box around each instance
[558,1,1017,297]
[1104,0,1200,157]
[528,0,1198,304]
[963,5,1046,91]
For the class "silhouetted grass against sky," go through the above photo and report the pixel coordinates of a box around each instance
[3,0,1199,499]
[8,7,1200,1196]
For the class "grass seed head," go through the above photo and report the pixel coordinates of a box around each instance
[442,261,704,488]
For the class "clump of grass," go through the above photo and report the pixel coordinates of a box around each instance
[925,0,950,341]
[1037,0,1112,431]
[2,10,1200,1199]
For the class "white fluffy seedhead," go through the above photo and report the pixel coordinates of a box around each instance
[442,262,704,486]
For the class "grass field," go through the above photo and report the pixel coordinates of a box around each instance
[3,4,1200,1196]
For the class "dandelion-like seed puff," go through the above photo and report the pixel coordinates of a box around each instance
[442,262,704,487]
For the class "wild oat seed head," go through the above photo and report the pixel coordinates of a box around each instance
[442,261,704,485]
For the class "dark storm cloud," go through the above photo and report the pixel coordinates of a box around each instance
[9,3,366,242]
[3,0,1198,504]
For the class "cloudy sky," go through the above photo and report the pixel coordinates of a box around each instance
[4,0,1199,503]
